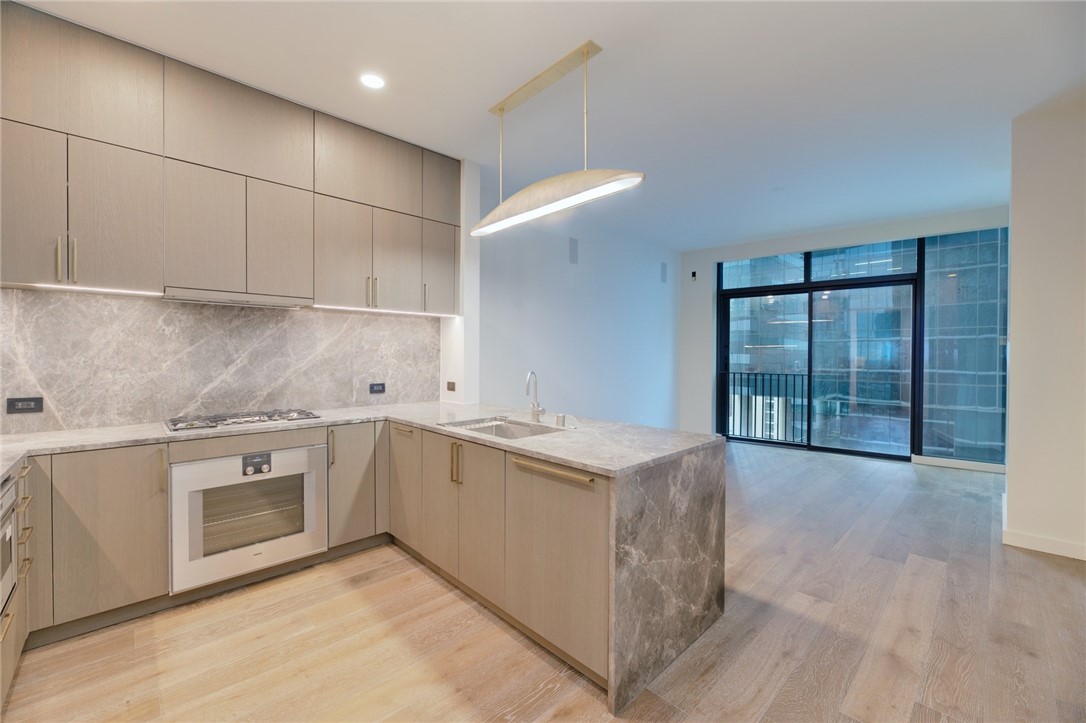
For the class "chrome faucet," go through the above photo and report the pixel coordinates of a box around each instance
[525,370,545,423]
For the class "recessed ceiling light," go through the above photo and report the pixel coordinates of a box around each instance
[360,73,385,90]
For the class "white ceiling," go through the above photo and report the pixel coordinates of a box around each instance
[25,1,1086,251]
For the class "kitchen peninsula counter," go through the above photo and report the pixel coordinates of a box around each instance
[0,401,726,712]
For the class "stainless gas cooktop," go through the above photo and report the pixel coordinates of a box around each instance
[166,409,320,432]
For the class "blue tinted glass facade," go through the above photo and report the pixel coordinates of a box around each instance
[922,228,1008,463]
[811,239,917,281]
[721,254,804,289]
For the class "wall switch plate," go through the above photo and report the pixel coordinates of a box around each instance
[6,397,43,414]
[369,382,386,394]
[447,381,456,392]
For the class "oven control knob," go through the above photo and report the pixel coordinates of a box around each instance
[260,464,270,474]
[244,466,254,476]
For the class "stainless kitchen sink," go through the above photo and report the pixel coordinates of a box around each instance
[440,417,563,440]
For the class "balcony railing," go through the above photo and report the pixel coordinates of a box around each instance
[727,372,808,443]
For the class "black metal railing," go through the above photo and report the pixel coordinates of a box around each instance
[727,372,808,443]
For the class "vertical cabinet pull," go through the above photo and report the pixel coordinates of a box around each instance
[424,283,428,311]
[56,237,64,281]
[329,429,336,467]
[71,237,78,283]
[374,277,380,307]
[450,442,457,483]
[457,443,464,484]
[366,277,372,307]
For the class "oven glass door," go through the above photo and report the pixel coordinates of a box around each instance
[202,473,306,556]
[0,506,15,609]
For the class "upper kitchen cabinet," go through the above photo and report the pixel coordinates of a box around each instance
[314,194,373,308]
[247,179,314,300]
[315,112,422,217]
[1,122,163,294]
[164,160,247,293]
[67,137,164,293]
[1,2,164,155]
[165,59,314,190]
[372,209,423,312]
[422,220,456,315]
[422,150,461,226]
[1,121,68,286]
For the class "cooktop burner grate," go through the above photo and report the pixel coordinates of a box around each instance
[166,409,320,432]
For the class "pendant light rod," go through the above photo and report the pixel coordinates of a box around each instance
[583,47,588,171]
[488,40,602,116]
[499,109,505,202]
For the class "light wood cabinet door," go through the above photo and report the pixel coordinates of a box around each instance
[164,160,247,293]
[246,178,314,300]
[505,456,609,679]
[26,456,53,633]
[422,220,456,315]
[420,432,460,576]
[165,59,313,190]
[1,2,164,154]
[0,578,22,703]
[68,137,164,293]
[327,423,377,547]
[314,113,422,216]
[52,444,169,625]
[314,195,373,308]
[422,150,461,226]
[372,209,422,312]
[0,121,68,286]
[457,440,506,607]
[388,424,423,549]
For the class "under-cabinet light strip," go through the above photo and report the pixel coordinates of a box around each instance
[31,283,163,297]
[312,304,458,319]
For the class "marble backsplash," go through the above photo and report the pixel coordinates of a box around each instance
[0,289,440,434]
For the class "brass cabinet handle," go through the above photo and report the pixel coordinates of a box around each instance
[18,558,32,579]
[366,276,372,307]
[457,443,464,484]
[392,424,414,435]
[56,237,64,281]
[0,612,12,642]
[512,457,594,485]
[16,495,32,514]
[374,276,379,308]
[71,237,78,283]
[18,526,32,545]
[450,441,457,483]
[329,428,336,467]
[424,283,428,312]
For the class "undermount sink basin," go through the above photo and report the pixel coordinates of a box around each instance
[440,416,563,440]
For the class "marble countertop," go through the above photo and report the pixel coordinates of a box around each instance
[1,402,723,480]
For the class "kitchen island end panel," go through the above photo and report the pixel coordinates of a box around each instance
[609,439,727,711]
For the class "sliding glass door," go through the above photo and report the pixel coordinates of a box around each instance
[725,294,809,444]
[810,285,913,456]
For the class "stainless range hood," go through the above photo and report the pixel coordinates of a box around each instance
[163,287,311,310]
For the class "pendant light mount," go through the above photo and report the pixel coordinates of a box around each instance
[471,40,644,238]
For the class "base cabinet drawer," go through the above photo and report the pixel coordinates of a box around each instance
[52,444,168,625]
[505,455,609,679]
[0,582,25,707]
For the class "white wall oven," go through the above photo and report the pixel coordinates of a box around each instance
[170,444,327,594]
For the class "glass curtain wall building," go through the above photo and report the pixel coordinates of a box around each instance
[717,228,1009,464]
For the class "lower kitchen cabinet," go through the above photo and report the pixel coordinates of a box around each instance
[420,432,506,604]
[388,424,422,549]
[0,575,26,706]
[25,456,53,632]
[51,444,168,625]
[327,422,376,547]
[505,455,609,679]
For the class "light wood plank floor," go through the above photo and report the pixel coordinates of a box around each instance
[5,444,1083,722]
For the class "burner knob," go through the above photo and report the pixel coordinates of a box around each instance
[260,464,270,474]
[245,466,255,476]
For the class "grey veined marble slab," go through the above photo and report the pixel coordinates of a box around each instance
[0,288,439,434]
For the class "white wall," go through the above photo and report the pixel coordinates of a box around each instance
[676,206,1010,434]
[1005,84,1086,561]
[479,220,679,428]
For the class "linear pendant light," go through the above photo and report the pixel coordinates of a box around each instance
[471,41,644,237]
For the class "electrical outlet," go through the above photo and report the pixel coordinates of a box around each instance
[6,397,43,414]
[447,381,456,392]
[369,382,386,394]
